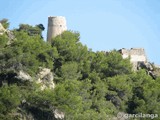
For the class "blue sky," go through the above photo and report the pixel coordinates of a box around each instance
[0,0,159,64]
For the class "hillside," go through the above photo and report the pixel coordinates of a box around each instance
[0,21,160,120]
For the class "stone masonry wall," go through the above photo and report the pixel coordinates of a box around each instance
[120,48,147,63]
[47,16,67,43]
[119,48,147,70]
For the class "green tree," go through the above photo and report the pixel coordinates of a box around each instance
[52,80,83,119]
[90,52,108,78]
[59,62,81,81]
[106,75,133,111]
[52,31,89,82]
[52,31,88,62]
[0,18,9,29]
[0,34,8,48]
[128,70,160,118]
[0,31,55,76]
[0,85,21,119]
[105,50,132,77]
[17,24,44,38]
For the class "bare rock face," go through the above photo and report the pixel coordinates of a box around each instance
[36,67,55,90]
[16,71,32,81]
[138,62,153,71]
[9,111,35,120]
[14,68,55,90]
[0,23,6,35]
[6,30,16,45]
[53,109,65,119]
[0,23,15,45]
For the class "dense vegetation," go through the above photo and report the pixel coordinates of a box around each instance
[0,20,160,120]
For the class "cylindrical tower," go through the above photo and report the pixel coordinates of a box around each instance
[47,16,67,42]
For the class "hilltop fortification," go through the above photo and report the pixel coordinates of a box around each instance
[119,48,147,70]
[47,16,67,43]
[119,48,147,62]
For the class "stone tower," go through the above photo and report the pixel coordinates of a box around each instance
[47,16,67,42]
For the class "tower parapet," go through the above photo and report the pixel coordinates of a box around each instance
[47,16,67,42]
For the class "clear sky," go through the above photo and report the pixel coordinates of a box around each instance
[0,0,159,64]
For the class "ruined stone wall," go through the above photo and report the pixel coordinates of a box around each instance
[119,48,147,70]
[120,48,147,63]
[47,16,67,43]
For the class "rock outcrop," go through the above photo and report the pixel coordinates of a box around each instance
[12,68,57,119]
[53,109,65,119]
[6,29,16,45]
[16,70,32,82]
[36,67,55,90]
[15,67,55,90]
[0,23,6,35]
[0,23,15,45]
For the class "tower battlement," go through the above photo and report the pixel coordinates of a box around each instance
[47,16,67,42]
